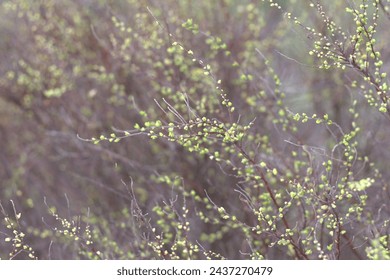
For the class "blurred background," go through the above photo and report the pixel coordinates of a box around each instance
[0,0,389,259]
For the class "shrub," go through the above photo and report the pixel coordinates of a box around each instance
[0,0,389,259]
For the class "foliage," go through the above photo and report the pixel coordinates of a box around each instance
[0,0,389,259]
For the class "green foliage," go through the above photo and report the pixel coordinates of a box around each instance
[0,0,389,259]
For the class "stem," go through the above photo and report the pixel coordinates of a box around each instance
[234,143,308,259]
